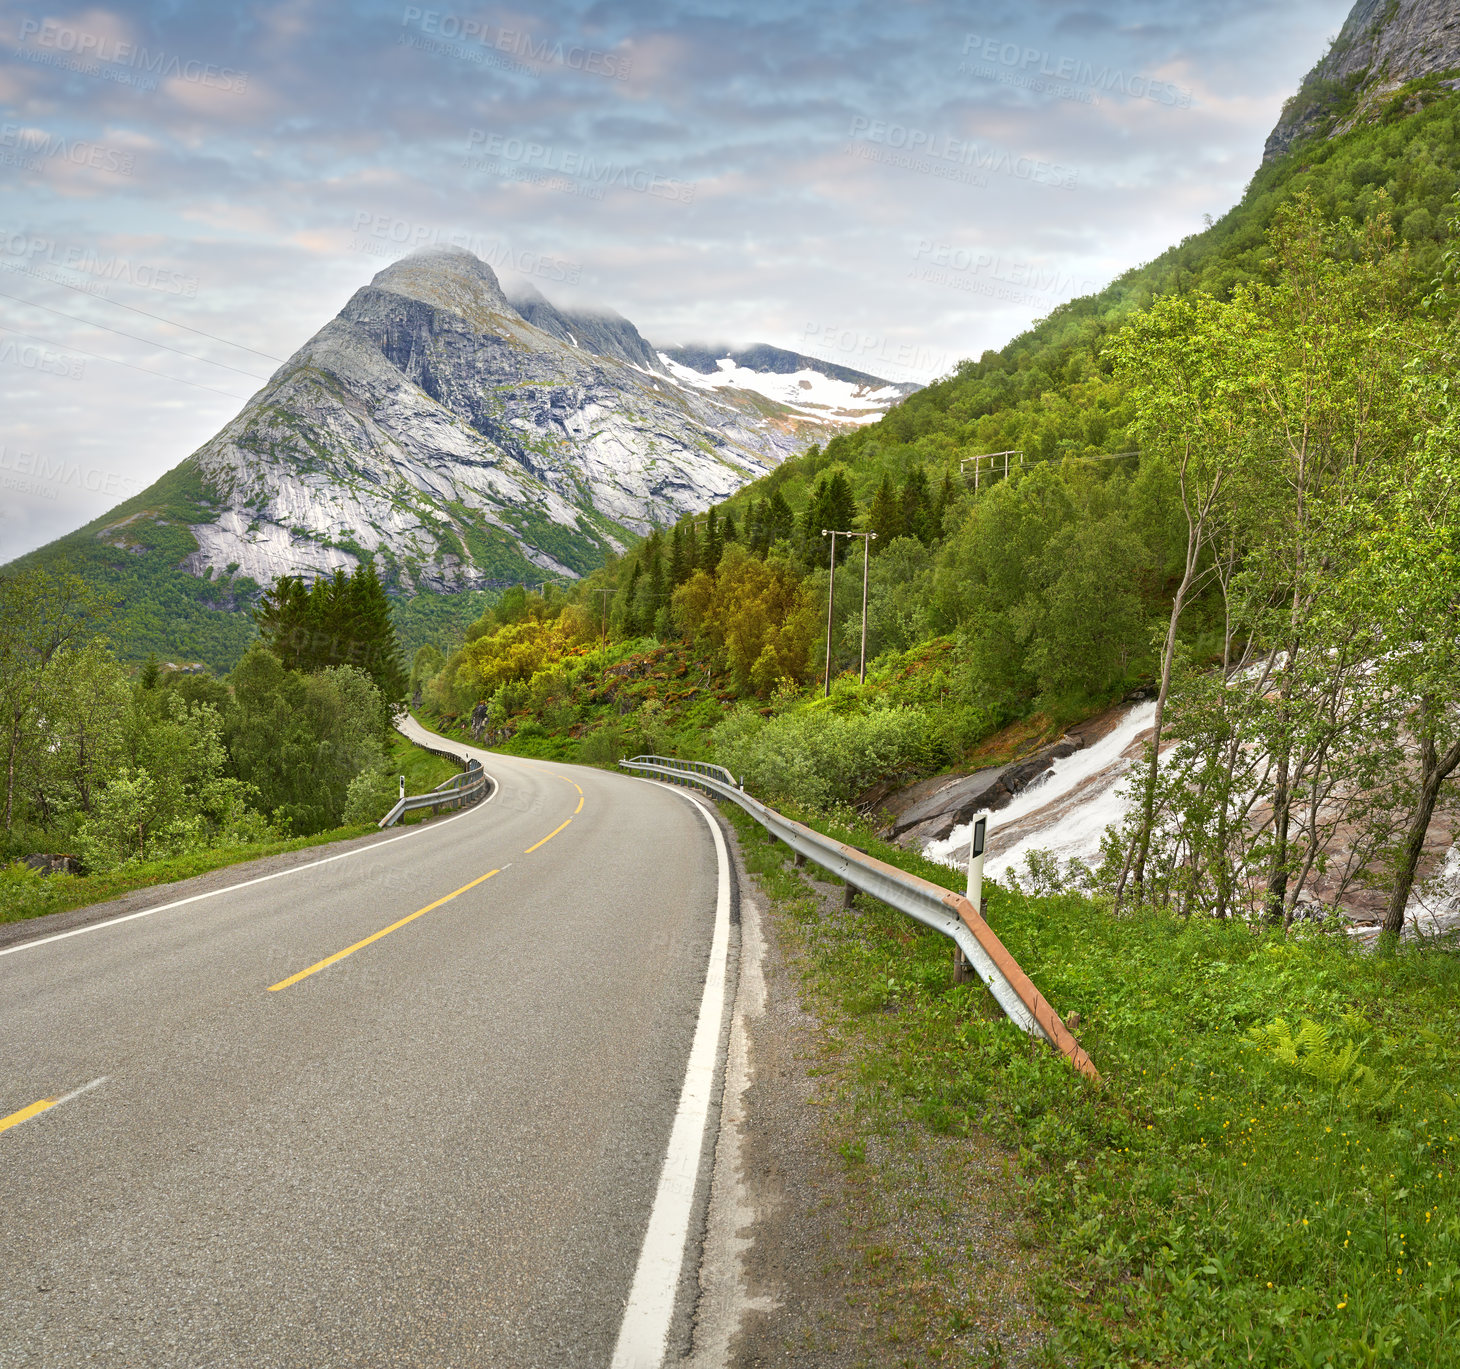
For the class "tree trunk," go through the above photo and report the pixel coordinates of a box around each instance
[1264,636,1301,925]
[1381,730,1460,940]
[3,714,18,833]
[1264,737,1295,924]
[1116,465,1219,910]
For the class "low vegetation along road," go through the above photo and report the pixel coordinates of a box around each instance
[1,722,733,1368]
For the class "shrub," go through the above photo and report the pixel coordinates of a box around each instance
[713,701,942,811]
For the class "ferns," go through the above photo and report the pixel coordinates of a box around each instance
[1242,1014,1395,1107]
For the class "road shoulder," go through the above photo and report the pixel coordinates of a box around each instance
[685,808,1051,1367]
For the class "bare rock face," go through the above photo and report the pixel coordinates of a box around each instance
[1264,0,1460,161]
[174,247,876,593]
[873,737,1085,848]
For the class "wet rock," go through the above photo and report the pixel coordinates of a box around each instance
[875,734,1088,846]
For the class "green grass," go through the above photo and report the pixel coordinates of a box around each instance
[0,736,469,926]
[727,802,1460,1367]
[0,824,377,926]
[387,730,463,793]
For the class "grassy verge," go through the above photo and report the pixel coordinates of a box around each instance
[387,729,463,793]
[0,736,467,926]
[731,803,1053,1365]
[0,825,378,926]
[726,802,1460,1367]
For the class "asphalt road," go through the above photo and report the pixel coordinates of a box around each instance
[0,725,730,1368]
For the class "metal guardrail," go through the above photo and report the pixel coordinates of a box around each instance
[378,757,490,828]
[618,754,1097,1080]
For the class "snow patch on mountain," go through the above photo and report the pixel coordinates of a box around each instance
[659,351,906,426]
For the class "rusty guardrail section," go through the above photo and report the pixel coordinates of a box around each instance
[378,757,490,828]
[619,754,1098,1081]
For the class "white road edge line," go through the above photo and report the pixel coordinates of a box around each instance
[55,1075,109,1107]
[0,763,500,961]
[612,786,733,1369]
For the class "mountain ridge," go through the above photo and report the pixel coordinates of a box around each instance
[1264,0,1460,160]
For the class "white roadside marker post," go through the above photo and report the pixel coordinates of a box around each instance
[954,814,989,984]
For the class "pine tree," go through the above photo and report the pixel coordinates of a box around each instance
[900,465,932,543]
[253,575,310,672]
[766,490,794,547]
[669,523,688,585]
[825,471,857,535]
[346,562,407,708]
[743,499,762,555]
[704,507,723,570]
[931,468,954,540]
[621,559,643,637]
[800,480,827,563]
[254,564,406,712]
[642,529,665,624]
[867,473,902,548]
[647,551,665,630]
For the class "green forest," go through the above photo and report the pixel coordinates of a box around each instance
[411,109,1460,944]
[0,560,450,922]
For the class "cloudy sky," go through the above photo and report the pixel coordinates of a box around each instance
[0,0,1350,563]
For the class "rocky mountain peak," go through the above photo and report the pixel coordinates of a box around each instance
[367,247,519,328]
[504,281,665,373]
[1265,0,1460,160]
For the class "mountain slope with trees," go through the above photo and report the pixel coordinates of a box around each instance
[409,70,1460,943]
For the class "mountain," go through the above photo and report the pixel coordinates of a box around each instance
[9,247,913,666]
[1264,0,1460,160]
[173,246,856,591]
[503,281,666,373]
[716,0,1460,533]
[658,344,921,427]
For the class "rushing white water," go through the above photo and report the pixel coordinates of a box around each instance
[925,702,1157,883]
[1402,843,1460,939]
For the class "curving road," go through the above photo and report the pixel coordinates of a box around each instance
[0,722,734,1368]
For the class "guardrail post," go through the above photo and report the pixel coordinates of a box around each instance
[793,851,806,867]
[954,894,989,982]
[842,881,856,909]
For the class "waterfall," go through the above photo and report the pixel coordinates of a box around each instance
[925,702,1156,883]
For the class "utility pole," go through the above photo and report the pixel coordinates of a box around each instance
[822,529,877,689]
[821,529,840,696]
[590,587,610,645]
[836,530,877,682]
[960,450,1021,493]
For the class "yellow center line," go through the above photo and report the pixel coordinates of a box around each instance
[524,818,572,854]
[0,1097,57,1135]
[268,868,500,992]
[574,796,583,814]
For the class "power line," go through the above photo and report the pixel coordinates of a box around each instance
[0,325,251,401]
[0,287,273,381]
[961,449,1141,485]
[0,261,287,363]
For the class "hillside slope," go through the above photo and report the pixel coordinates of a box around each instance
[717,63,1460,523]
